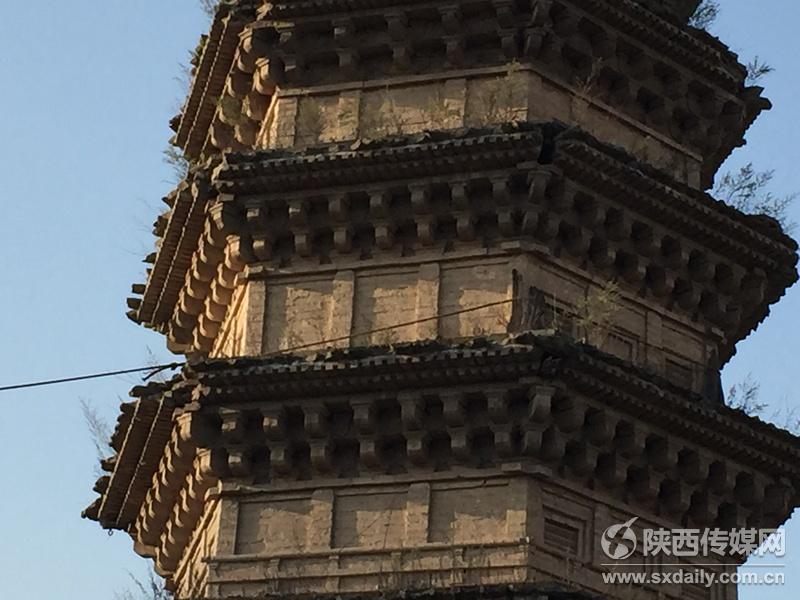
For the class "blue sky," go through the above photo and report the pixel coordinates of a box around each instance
[0,1,797,598]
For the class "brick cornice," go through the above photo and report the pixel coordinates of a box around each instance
[179,335,800,473]
[171,0,764,185]
[84,335,800,550]
[173,1,258,159]
[210,583,602,600]
[216,126,546,194]
[128,123,798,357]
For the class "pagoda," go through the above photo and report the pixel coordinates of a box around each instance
[85,1,800,599]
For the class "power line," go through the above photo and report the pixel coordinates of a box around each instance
[0,299,516,394]
[0,295,714,395]
[268,297,516,356]
[0,364,184,393]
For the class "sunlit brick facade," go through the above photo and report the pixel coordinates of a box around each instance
[85,2,800,599]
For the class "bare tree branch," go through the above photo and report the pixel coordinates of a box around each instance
[726,374,767,416]
[714,163,797,232]
[162,145,189,185]
[574,280,622,348]
[144,346,170,384]
[115,571,172,600]
[688,0,720,30]
[726,376,799,435]
[199,0,219,18]
[746,56,774,84]
[80,399,112,462]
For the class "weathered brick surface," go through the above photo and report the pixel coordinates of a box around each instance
[89,2,800,599]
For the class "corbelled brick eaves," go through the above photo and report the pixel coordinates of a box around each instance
[173,1,258,159]
[128,123,798,359]
[175,0,766,186]
[84,335,800,532]
[83,384,177,529]
[216,126,547,193]
[135,176,211,327]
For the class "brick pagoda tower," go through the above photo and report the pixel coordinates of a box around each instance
[86,1,800,599]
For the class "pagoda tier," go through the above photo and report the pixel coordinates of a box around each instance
[85,335,800,598]
[129,124,796,377]
[171,0,767,188]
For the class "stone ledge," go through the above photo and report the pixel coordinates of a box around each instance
[206,582,603,600]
